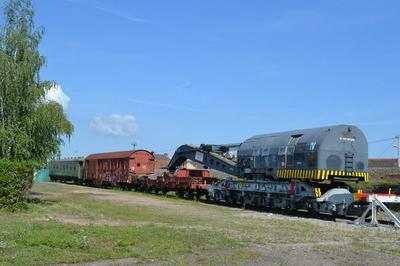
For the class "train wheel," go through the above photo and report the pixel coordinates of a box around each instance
[214,191,222,204]
[187,190,194,200]
[226,195,235,207]
[205,194,210,202]
[177,189,185,198]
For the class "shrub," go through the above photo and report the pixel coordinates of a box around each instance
[0,160,37,210]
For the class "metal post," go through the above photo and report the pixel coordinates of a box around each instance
[131,141,137,151]
[371,196,378,226]
[352,194,400,228]
[397,136,400,168]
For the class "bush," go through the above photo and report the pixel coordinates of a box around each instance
[0,160,37,210]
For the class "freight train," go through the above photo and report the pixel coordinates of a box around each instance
[48,150,216,199]
[50,124,378,217]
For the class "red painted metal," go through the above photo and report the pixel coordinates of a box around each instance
[136,168,217,199]
[175,169,210,178]
[356,192,400,203]
[84,150,155,187]
[288,181,295,195]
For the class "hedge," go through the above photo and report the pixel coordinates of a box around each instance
[0,160,37,210]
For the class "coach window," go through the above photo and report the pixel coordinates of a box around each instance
[285,146,295,167]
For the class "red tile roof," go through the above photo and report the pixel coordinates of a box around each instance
[369,158,398,168]
[154,153,170,169]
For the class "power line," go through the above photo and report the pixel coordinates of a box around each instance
[368,137,395,144]
[153,147,178,155]
[377,141,395,157]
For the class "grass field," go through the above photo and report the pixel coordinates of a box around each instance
[1,182,400,265]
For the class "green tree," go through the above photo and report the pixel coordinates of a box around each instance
[0,0,73,164]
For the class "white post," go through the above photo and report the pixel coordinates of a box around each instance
[371,197,378,226]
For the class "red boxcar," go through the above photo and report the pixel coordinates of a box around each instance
[84,150,155,187]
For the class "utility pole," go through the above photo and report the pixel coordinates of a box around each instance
[131,141,137,151]
[396,136,400,168]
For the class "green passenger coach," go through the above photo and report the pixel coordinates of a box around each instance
[48,158,85,183]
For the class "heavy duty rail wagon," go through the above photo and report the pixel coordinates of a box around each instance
[167,125,375,217]
[133,169,218,200]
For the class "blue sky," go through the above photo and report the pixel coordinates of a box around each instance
[23,0,400,157]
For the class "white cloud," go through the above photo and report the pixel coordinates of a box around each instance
[127,98,201,112]
[90,114,138,137]
[95,6,149,23]
[45,84,71,110]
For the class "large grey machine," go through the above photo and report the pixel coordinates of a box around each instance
[168,125,370,216]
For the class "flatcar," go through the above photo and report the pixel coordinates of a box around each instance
[151,169,217,199]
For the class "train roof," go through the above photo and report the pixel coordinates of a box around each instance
[48,157,85,163]
[240,124,367,152]
[85,150,154,160]
[247,124,352,140]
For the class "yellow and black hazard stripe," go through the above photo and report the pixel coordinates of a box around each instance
[314,187,322,198]
[275,169,368,182]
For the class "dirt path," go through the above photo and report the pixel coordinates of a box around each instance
[57,184,201,211]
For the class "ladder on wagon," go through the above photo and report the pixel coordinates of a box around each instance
[353,194,400,228]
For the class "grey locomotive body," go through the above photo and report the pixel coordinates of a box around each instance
[237,125,368,181]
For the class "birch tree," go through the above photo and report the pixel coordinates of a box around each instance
[0,0,73,163]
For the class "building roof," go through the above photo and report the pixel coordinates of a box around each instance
[369,158,398,168]
[154,153,171,169]
[86,150,153,160]
[154,153,170,161]
[182,160,234,178]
